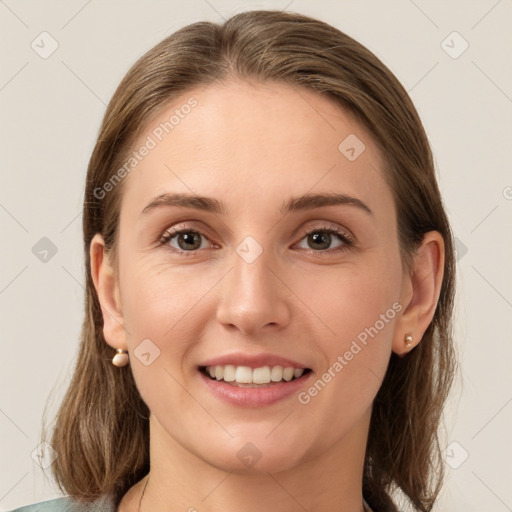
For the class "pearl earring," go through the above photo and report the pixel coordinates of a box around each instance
[404,335,414,348]
[112,348,129,367]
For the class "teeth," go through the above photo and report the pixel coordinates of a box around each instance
[271,365,283,382]
[223,364,236,382]
[235,366,253,383]
[283,367,294,381]
[204,365,306,384]
[253,366,271,384]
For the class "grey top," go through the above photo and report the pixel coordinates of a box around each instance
[8,495,116,512]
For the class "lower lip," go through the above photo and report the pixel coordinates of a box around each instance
[199,370,312,407]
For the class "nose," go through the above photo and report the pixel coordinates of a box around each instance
[216,247,291,336]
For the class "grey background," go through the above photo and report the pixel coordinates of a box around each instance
[0,0,511,510]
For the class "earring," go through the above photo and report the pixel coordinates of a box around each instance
[112,348,129,367]
[404,334,414,349]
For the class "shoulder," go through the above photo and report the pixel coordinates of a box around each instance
[7,495,116,512]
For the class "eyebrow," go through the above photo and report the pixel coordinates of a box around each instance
[141,192,373,217]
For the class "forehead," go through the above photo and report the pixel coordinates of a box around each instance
[120,79,392,220]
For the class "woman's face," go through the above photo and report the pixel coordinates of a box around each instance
[103,79,410,473]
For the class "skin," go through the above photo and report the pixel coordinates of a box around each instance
[90,79,444,512]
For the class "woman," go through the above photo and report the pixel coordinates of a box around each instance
[11,9,456,512]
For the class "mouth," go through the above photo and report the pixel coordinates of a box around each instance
[199,364,312,387]
[196,353,314,407]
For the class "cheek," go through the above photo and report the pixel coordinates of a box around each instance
[119,263,203,415]
[292,256,402,351]
[292,254,401,408]
[294,266,400,446]
[121,253,208,335]
[118,255,207,384]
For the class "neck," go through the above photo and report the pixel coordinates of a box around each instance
[128,410,370,512]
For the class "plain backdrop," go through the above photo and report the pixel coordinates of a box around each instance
[0,1,511,510]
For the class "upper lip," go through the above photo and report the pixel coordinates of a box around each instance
[199,352,310,370]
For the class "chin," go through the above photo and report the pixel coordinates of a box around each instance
[194,430,310,475]
[209,448,305,475]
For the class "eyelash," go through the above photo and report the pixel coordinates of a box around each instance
[158,223,355,257]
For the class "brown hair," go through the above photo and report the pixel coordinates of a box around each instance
[43,10,456,511]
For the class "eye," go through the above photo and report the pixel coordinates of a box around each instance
[158,223,355,256]
[296,225,354,254]
[159,228,213,253]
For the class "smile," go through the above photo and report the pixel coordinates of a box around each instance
[201,364,311,386]
[198,364,312,407]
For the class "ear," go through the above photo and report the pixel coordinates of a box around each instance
[89,233,127,351]
[393,231,445,357]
